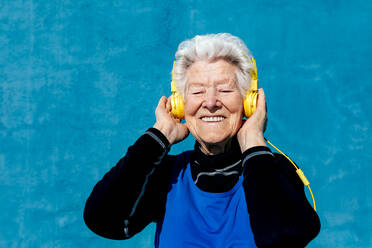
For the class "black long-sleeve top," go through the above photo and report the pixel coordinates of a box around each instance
[84,128,320,247]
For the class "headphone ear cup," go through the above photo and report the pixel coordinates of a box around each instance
[243,91,258,118]
[171,93,185,119]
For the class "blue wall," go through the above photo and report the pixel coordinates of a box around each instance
[1,0,371,247]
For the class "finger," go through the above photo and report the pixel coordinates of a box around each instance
[166,96,172,113]
[256,88,267,115]
[257,88,266,109]
[157,96,167,108]
[155,97,168,118]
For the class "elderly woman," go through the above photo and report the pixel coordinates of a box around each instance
[84,33,320,247]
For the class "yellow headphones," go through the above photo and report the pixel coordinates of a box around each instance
[170,61,185,119]
[169,57,317,212]
[170,57,259,119]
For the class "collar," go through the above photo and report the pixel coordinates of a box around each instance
[191,135,242,170]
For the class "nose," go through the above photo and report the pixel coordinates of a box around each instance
[203,88,221,111]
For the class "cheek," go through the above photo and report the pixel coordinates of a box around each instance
[227,97,244,116]
[227,99,244,128]
[228,112,243,128]
[183,97,200,116]
[184,100,199,132]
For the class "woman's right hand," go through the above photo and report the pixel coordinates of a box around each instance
[153,96,189,145]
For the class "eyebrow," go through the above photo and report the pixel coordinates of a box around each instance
[187,82,204,88]
[187,78,235,87]
[215,79,235,86]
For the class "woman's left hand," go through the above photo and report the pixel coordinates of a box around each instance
[237,88,268,152]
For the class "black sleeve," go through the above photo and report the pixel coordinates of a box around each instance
[242,146,321,247]
[83,128,176,240]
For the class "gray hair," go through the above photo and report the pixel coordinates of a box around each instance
[173,33,255,97]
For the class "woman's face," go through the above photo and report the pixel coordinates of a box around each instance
[184,59,244,149]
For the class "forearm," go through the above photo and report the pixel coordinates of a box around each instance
[83,128,172,240]
[242,146,320,247]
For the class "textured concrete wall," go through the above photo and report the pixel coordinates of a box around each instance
[1,0,371,247]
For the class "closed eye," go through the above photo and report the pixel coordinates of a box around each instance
[220,89,233,93]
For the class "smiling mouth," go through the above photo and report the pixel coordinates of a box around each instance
[200,116,226,122]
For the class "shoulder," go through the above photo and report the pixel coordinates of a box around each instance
[272,152,305,189]
[152,151,192,179]
[165,150,193,172]
[272,152,302,173]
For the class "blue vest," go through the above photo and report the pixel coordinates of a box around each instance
[155,152,257,248]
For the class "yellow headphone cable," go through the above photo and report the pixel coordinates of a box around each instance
[265,138,316,212]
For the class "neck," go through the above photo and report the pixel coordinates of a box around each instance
[199,138,233,155]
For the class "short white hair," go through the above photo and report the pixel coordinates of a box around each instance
[173,33,255,97]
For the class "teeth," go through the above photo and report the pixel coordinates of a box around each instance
[201,116,225,122]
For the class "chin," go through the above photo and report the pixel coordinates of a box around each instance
[199,133,231,145]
